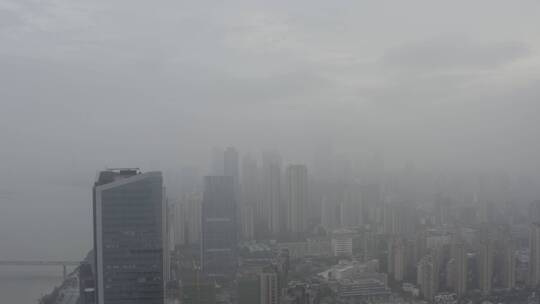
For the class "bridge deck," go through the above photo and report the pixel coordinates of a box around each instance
[0,260,80,266]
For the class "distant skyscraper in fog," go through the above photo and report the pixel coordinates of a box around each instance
[241,154,259,240]
[387,237,405,282]
[502,239,516,290]
[201,176,238,278]
[478,241,494,295]
[286,164,308,235]
[340,185,362,228]
[321,197,339,232]
[529,200,540,224]
[417,255,437,301]
[449,242,467,296]
[224,147,240,196]
[259,266,280,304]
[262,151,282,236]
[529,222,540,287]
[173,193,201,246]
[222,146,240,242]
[211,147,224,175]
[93,169,166,304]
[361,184,380,225]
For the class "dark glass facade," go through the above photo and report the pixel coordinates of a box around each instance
[93,170,165,304]
[201,176,238,279]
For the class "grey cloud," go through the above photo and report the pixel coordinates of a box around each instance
[0,9,23,29]
[380,36,531,71]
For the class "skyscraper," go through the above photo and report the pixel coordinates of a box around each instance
[201,176,238,279]
[382,203,397,235]
[478,241,494,295]
[171,200,182,247]
[224,147,247,241]
[387,237,405,282]
[339,184,362,228]
[286,164,308,235]
[260,266,280,304]
[224,147,240,197]
[262,152,282,236]
[529,200,540,224]
[502,239,516,290]
[450,242,467,297]
[360,184,381,226]
[93,169,166,304]
[417,255,437,301]
[241,154,259,240]
[211,147,224,175]
[529,222,540,287]
[172,193,202,246]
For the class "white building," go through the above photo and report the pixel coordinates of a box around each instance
[332,229,354,257]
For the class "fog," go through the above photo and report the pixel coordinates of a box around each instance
[1,0,540,260]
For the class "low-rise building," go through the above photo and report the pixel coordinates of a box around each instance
[318,259,389,302]
[331,229,354,257]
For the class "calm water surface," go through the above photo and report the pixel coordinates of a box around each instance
[0,266,66,304]
[0,183,90,303]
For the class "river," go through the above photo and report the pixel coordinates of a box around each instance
[0,182,91,303]
[0,266,67,304]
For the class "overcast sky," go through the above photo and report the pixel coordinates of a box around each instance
[1,0,540,259]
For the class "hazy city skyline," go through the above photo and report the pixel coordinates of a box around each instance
[2,0,540,260]
[1,1,540,303]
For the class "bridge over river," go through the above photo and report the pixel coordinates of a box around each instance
[0,260,81,279]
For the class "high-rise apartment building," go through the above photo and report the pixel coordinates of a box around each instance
[339,185,362,228]
[382,204,397,235]
[417,255,437,301]
[478,241,494,295]
[224,147,248,242]
[502,239,516,290]
[93,169,166,304]
[529,200,540,224]
[360,184,381,226]
[201,176,238,279]
[241,154,259,240]
[321,197,339,232]
[224,147,240,197]
[387,237,405,282]
[262,152,282,236]
[172,193,202,246]
[211,147,224,176]
[450,242,467,297]
[529,222,540,287]
[286,164,308,235]
[260,266,280,304]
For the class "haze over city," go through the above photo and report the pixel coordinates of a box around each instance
[1,1,540,303]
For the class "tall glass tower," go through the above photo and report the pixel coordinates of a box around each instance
[93,169,166,304]
[201,176,238,279]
